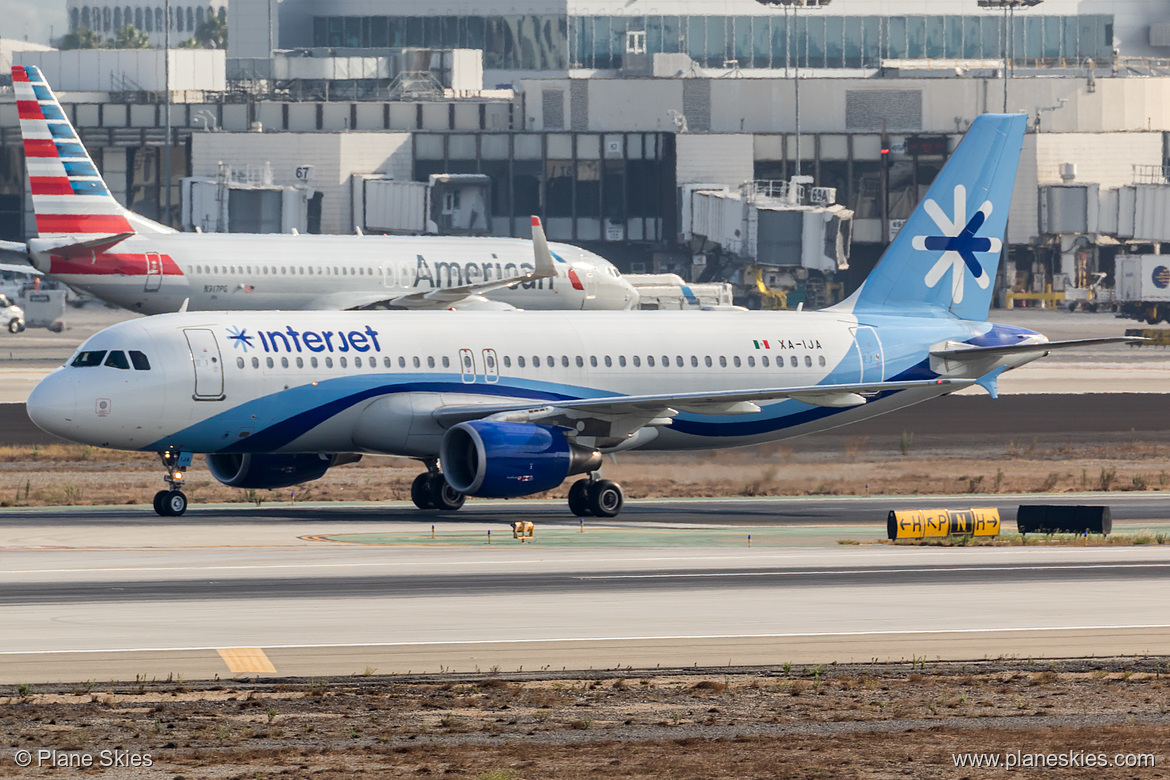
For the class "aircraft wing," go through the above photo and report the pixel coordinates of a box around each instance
[432,378,964,447]
[0,241,31,265]
[382,216,557,309]
[306,217,556,311]
[930,337,1141,361]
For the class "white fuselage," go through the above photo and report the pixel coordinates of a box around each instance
[26,309,1040,459]
[26,233,637,314]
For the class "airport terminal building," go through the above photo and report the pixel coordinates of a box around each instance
[3,0,1170,305]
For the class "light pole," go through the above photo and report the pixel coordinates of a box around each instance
[977,0,1044,113]
[163,0,171,227]
[755,1,832,178]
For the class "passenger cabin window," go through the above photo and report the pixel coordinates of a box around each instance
[129,350,151,370]
[104,350,129,369]
[734,357,742,367]
[237,357,245,369]
[71,350,106,367]
[805,356,813,367]
[819,356,826,367]
[790,356,798,367]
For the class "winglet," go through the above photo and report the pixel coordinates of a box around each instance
[530,216,555,280]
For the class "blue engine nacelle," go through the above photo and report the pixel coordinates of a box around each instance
[440,421,602,498]
[206,453,357,489]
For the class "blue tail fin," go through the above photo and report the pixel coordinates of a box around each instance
[836,114,1027,321]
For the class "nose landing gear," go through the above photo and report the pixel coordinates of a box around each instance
[153,449,192,517]
[567,473,624,518]
[410,460,465,511]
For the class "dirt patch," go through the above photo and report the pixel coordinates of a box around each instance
[1,660,1167,778]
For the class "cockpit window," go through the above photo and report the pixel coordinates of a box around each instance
[129,350,151,370]
[104,350,130,369]
[71,350,107,367]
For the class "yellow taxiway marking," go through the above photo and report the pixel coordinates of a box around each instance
[217,647,277,674]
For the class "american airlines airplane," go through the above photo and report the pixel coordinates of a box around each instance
[9,65,637,313]
[27,114,1132,518]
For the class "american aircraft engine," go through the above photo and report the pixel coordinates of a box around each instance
[205,453,360,489]
[440,421,602,498]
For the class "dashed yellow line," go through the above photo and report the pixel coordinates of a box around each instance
[217,647,277,674]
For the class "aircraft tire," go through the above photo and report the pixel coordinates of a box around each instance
[587,480,623,518]
[411,474,435,510]
[430,475,466,511]
[164,491,188,517]
[567,480,592,517]
[153,490,169,516]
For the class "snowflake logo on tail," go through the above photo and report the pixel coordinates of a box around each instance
[911,185,1001,305]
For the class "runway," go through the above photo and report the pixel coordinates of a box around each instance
[3,496,1170,683]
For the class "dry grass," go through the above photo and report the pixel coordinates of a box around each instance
[4,438,1170,508]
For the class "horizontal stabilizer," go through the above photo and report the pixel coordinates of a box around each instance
[931,336,1142,361]
[44,232,135,258]
[0,241,30,265]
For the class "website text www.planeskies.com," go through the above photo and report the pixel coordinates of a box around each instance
[953,750,1155,771]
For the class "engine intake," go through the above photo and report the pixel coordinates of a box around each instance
[440,421,602,498]
[206,453,359,489]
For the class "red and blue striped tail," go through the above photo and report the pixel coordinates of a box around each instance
[13,65,135,239]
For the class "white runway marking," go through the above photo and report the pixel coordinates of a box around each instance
[3,624,1170,656]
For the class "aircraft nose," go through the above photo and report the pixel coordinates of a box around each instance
[26,369,79,440]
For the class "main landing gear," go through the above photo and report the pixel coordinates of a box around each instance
[410,461,465,511]
[153,449,192,517]
[567,474,624,518]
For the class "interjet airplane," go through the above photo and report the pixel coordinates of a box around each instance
[7,65,637,313]
[27,114,1133,518]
